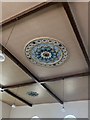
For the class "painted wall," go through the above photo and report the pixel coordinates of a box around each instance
[0,101,2,119]
[10,100,88,118]
[0,101,11,119]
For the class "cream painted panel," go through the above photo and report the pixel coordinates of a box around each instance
[0,101,11,118]
[70,2,88,54]
[2,4,88,78]
[0,92,25,106]
[2,2,40,22]
[0,55,32,86]
[47,76,88,101]
[10,83,57,104]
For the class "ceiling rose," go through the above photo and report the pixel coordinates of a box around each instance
[27,91,39,97]
[25,37,68,67]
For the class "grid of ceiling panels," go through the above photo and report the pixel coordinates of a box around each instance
[0,2,89,106]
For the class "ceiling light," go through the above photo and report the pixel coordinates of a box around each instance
[32,116,39,118]
[64,115,76,118]
[0,88,4,93]
[0,51,5,62]
[11,104,16,108]
[61,106,65,112]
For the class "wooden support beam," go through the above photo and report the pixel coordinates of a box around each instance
[46,71,90,82]
[2,81,36,89]
[62,2,90,67]
[2,71,90,89]
[41,83,63,104]
[4,89,32,107]
[1,2,56,27]
[1,2,89,105]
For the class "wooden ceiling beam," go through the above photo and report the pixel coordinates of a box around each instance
[2,71,90,89]
[4,89,32,107]
[1,2,57,27]
[1,2,89,106]
[0,44,63,104]
[41,83,63,104]
[62,2,90,67]
[46,71,90,82]
[1,2,89,66]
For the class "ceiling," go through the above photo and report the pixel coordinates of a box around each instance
[1,2,40,22]
[0,2,89,106]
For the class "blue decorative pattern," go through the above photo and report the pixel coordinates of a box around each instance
[25,38,68,67]
[27,91,39,97]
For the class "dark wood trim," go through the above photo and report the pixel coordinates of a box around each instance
[0,44,40,82]
[46,71,90,82]
[2,71,90,89]
[41,83,63,104]
[62,2,90,67]
[0,44,63,104]
[1,2,89,105]
[1,2,57,27]
[2,81,36,89]
[4,89,32,107]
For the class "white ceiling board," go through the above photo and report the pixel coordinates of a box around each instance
[0,3,89,105]
[10,84,57,105]
[69,2,88,54]
[1,2,40,22]
[1,23,15,45]
[0,92,25,106]
[0,55,33,86]
[47,76,88,102]
[1,76,88,106]
[2,4,88,79]
[0,2,2,22]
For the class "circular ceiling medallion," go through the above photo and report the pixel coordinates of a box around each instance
[25,37,68,67]
[27,91,39,97]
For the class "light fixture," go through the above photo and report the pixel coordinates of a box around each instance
[61,78,65,112]
[0,88,4,93]
[0,50,5,62]
[61,104,65,112]
[31,116,40,120]
[64,115,76,119]
[11,104,16,108]
[11,87,19,109]
[32,116,39,118]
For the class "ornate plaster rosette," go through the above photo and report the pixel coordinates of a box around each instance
[25,37,68,67]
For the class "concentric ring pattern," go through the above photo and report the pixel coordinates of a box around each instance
[25,38,68,67]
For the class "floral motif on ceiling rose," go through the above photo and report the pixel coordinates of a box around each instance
[25,37,68,67]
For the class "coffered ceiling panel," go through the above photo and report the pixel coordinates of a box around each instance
[46,76,88,102]
[9,83,57,105]
[1,2,40,22]
[1,76,88,105]
[0,92,25,106]
[0,2,89,106]
[69,2,88,54]
[0,55,33,86]
[1,3,88,79]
